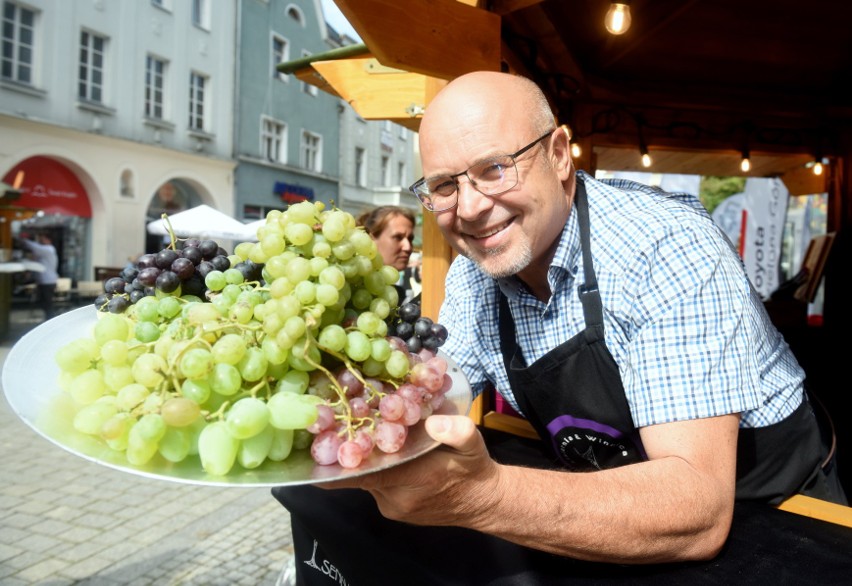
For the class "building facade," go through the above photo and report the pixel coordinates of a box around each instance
[1,0,237,281]
[337,109,420,227]
[233,0,343,224]
[1,0,422,288]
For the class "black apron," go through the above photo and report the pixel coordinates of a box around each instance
[272,179,843,585]
[499,179,831,504]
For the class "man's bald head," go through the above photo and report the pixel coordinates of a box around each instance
[420,72,555,149]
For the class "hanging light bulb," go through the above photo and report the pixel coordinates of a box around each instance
[571,143,582,158]
[813,159,824,176]
[740,150,751,173]
[640,146,652,168]
[605,2,632,35]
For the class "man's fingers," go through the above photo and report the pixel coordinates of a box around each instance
[424,415,478,451]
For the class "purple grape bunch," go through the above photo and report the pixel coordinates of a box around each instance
[94,238,232,313]
[388,301,449,353]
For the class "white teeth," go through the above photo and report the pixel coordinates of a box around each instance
[475,221,510,239]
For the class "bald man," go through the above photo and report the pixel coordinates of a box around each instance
[274,72,843,582]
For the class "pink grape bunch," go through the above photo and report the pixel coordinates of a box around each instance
[308,348,453,469]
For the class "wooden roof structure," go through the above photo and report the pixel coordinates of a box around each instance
[295,0,852,322]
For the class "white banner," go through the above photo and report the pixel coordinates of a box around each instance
[740,178,789,298]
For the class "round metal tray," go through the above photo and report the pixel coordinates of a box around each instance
[2,306,472,487]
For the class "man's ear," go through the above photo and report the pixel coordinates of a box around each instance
[551,126,574,182]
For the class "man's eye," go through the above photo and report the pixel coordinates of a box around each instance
[428,178,456,195]
[478,162,507,180]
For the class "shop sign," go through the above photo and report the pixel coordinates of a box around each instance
[2,156,93,217]
[274,181,314,204]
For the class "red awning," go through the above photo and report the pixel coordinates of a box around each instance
[2,156,93,218]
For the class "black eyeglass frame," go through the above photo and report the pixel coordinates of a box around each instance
[408,129,556,212]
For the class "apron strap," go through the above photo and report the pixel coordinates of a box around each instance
[574,178,604,329]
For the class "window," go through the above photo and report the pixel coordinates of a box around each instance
[79,30,106,103]
[287,6,304,25]
[120,169,135,198]
[398,161,406,186]
[381,156,390,187]
[399,125,407,139]
[301,130,322,172]
[145,55,167,120]
[300,50,316,95]
[2,2,37,84]
[272,34,288,80]
[355,147,366,187]
[188,71,208,131]
[243,204,285,221]
[262,116,286,163]
[191,0,209,29]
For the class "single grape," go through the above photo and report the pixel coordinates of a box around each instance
[344,330,371,362]
[238,425,274,469]
[198,421,239,475]
[374,420,407,454]
[208,363,242,396]
[171,257,195,280]
[156,248,179,269]
[161,397,201,427]
[268,392,322,429]
[104,277,126,295]
[180,347,215,379]
[158,427,192,463]
[225,397,270,439]
[199,239,219,259]
[182,246,203,265]
[311,430,344,466]
[155,270,180,293]
[337,440,366,469]
[267,428,295,461]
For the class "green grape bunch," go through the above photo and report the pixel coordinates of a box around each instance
[54,201,453,476]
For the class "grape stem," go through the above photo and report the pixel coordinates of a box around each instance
[160,213,178,251]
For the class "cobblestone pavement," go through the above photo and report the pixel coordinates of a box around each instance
[0,311,294,585]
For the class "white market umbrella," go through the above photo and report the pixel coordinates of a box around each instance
[147,205,251,242]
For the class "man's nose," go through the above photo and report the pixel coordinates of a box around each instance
[454,178,490,218]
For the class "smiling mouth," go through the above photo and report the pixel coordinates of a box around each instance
[468,218,513,240]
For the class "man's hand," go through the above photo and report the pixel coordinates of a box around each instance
[317,413,739,563]
[320,414,502,528]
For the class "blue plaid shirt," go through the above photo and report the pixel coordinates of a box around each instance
[439,171,805,429]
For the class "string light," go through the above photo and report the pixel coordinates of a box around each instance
[562,107,833,174]
[640,146,652,168]
[560,123,582,158]
[605,2,632,35]
[740,149,751,173]
[637,114,651,167]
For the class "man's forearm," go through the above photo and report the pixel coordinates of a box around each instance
[469,457,733,564]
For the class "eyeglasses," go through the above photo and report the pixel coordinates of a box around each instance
[409,129,555,212]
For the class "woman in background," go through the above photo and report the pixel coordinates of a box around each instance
[356,206,415,271]
[356,206,417,304]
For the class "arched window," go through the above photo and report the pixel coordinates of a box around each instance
[286,5,305,26]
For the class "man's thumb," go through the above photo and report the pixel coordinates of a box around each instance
[424,415,477,450]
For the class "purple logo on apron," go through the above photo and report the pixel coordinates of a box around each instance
[547,414,644,471]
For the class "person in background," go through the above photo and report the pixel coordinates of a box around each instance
[356,205,416,302]
[273,71,846,584]
[403,251,423,301]
[18,233,59,320]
